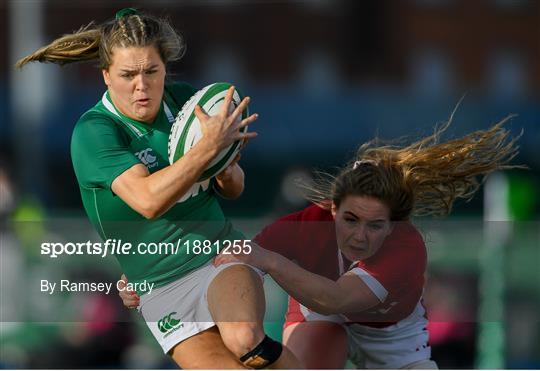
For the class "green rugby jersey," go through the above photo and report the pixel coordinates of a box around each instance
[71,82,243,292]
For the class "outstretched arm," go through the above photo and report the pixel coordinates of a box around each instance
[214,244,380,315]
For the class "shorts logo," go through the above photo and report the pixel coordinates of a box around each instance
[135,148,158,169]
[158,312,183,337]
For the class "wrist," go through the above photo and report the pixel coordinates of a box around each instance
[196,137,220,159]
[263,251,280,273]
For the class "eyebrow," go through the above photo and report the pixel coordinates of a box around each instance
[120,64,159,73]
[343,211,386,223]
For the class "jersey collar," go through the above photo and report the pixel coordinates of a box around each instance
[102,91,175,138]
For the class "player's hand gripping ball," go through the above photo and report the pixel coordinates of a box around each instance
[168,82,249,181]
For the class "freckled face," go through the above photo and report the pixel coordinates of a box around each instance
[332,195,393,262]
[102,46,166,123]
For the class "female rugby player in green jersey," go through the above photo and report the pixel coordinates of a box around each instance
[16,8,301,369]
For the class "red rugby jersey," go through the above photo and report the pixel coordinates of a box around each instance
[254,204,342,280]
[254,204,426,327]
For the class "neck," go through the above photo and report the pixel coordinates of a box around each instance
[108,89,157,124]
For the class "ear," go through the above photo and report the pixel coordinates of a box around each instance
[102,69,111,87]
[330,202,337,219]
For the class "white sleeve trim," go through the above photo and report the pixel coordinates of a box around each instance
[350,267,388,302]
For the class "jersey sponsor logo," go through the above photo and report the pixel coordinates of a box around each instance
[135,148,158,169]
[158,311,184,338]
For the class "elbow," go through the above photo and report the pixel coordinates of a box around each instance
[140,209,160,220]
[137,199,164,220]
[112,175,168,220]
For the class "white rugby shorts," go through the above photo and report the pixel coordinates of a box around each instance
[346,302,434,369]
[138,261,264,353]
[289,300,436,369]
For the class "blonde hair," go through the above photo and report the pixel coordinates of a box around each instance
[15,9,185,69]
[305,115,523,220]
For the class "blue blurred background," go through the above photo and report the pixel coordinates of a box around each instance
[1,0,539,369]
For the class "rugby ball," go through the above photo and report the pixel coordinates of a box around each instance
[168,82,248,181]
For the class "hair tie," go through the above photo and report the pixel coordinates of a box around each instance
[116,8,139,20]
[353,159,378,170]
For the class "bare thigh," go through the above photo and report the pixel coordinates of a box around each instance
[207,264,266,355]
[283,321,348,369]
[207,264,302,369]
[170,326,246,369]
[207,264,266,324]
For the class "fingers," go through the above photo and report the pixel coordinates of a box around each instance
[214,255,222,266]
[198,87,258,150]
[125,298,140,309]
[123,294,140,307]
[220,86,236,117]
[231,114,258,141]
[239,137,250,151]
[118,274,140,309]
[213,253,240,266]
[229,96,251,123]
[118,285,136,297]
[231,153,241,164]
[236,113,258,130]
[238,131,258,140]
[120,290,140,308]
[194,105,209,121]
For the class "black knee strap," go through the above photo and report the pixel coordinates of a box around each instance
[239,335,283,369]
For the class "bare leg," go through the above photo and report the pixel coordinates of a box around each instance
[283,321,348,369]
[170,326,246,369]
[207,264,303,369]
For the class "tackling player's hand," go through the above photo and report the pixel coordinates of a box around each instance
[118,274,140,309]
[213,241,273,272]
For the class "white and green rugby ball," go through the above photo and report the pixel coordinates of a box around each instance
[168,82,248,181]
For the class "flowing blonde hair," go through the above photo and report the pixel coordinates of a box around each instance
[304,114,523,220]
[15,9,185,69]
